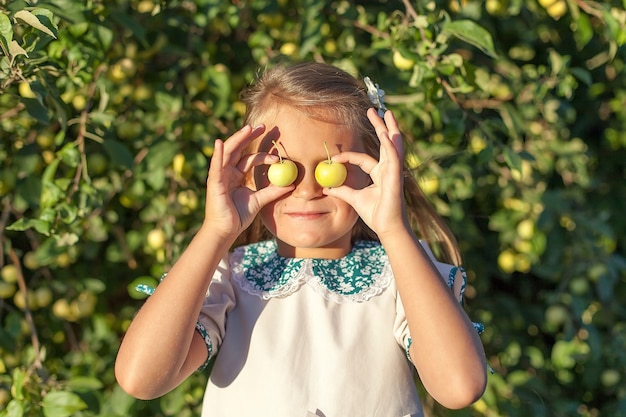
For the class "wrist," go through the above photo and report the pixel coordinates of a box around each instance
[374,216,412,242]
[197,222,239,247]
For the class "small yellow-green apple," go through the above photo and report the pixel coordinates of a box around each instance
[18,82,36,98]
[23,252,39,270]
[34,287,53,308]
[0,282,16,299]
[546,1,567,19]
[497,249,516,274]
[392,50,415,72]
[147,228,166,250]
[538,0,556,7]
[36,131,55,149]
[485,0,508,16]
[87,153,108,175]
[52,298,72,319]
[538,0,567,19]
[601,369,621,387]
[1,264,18,283]
[72,94,87,111]
[315,142,347,188]
[279,42,297,56]
[268,141,298,187]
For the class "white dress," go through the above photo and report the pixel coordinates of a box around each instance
[195,240,469,417]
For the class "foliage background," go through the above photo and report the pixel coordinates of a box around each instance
[1,0,625,416]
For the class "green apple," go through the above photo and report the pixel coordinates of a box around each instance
[0,282,16,299]
[1,264,18,283]
[546,1,567,19]
[34,287,53,308]
[315,142,346,188]
[268,140,298,187]
[52,298,72,319]
[18,81,36,99]
[268,160,297,187]
[147,229,166,250]
[392,50,415,72]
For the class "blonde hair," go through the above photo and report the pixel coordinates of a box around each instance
[235,62,461,265]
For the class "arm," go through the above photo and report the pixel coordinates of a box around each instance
[381,230,487,409]
[115,125,291,400]
[326,109,486,409]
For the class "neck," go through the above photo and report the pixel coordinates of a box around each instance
[275,239,352,259]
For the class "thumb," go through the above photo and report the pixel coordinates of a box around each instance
[252,184,294,209]
[322,185,359,207]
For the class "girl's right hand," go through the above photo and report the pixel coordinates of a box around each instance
[202,125,293,240]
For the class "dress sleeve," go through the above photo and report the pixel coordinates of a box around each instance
[393,241,484,364]
[134,256,236,372]
[196,255,237,370]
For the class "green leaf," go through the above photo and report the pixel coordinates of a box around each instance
[6,218,52,235]
[146,140,179,171]
[102,138,134,169]
[42,391,87,417]
[299,0,324,58]
[503,146,522,176]
[67,376,104,392]
[56,202,78,224]
[40,181,64,210]
[22,98,49,124]
[31,8,58,37]
[108,385,136,416]
[35,0,85,24]
[57,142,81,168]
[42,158,61,183]
[96,24,113,50]
[0,13,14,55]
[442,20,498,59]
[10,368,26,401]
[570,67,592,86]
[14,10,56,39]
[2,399,25,417]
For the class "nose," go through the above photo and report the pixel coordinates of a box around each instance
[292,165,323,200]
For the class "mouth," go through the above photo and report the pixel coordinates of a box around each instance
[285,211,327,220]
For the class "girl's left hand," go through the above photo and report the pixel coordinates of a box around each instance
[323,108,408,238]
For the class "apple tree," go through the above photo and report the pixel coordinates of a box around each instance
[1,0,625,416]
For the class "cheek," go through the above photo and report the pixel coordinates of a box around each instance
[344,166,370,189]
[259,201,278,233]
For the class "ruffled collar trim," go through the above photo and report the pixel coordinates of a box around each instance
[230,240,392,303]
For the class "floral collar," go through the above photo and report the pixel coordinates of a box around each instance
[230,240,392,303]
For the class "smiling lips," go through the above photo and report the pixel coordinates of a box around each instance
[285,211,327,220]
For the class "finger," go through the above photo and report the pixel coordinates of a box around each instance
[331,151,378,175]
[322,184,360,207]
[367,109,404,169]
[236,152,279,174]
[222,125,266,164]
[383,110,404,156]
[207,139,225,182]
[252,183,294,208]
[367,108,389,140]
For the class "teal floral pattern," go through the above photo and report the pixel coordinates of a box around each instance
[231,240,392,303]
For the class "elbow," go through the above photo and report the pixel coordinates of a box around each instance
[437,370,487,410]
[115,359,162,400]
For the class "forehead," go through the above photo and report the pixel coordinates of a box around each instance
[251,105,363,153]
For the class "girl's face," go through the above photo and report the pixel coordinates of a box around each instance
[252,105,370,259]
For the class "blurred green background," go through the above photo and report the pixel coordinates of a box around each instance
[1,0,625,416]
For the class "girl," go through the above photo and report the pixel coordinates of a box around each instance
[115,62,487,417]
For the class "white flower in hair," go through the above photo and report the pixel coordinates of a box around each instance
[364,76,387,117]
